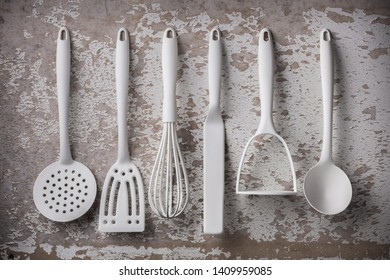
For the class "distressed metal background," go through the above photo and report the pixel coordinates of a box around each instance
[0,0,389,259]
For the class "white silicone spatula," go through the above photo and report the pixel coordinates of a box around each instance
[203,27,225,234]
[99,28,145,231]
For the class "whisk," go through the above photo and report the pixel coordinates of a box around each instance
[148,28,189,218]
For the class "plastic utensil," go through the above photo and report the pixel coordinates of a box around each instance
[303,29,352,215]
[236,28,297,195]
[148,28,189,218]
[203,27,224,234]
[98,28,145,232]
[33,27,97,222]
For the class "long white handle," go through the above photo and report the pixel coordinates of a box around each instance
[208,27,222,109]
[319,29,334,163]
[162,28,178,123]
[116,28,131,163]
[57,27,73,164]
[257,28,277,134]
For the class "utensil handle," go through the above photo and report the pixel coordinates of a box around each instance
[116,28,131,163]
[162,28,178,123]
[319,29,334,163]
[208,27,222,109]
[57,27,72,164]
[257,28,276,134]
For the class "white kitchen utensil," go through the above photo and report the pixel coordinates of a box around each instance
[148,28,189,218]
[203,27,224,234]
[98,28,145,232]
[303,29,352,215]
[33,27,97,222]
[236,28,297,195]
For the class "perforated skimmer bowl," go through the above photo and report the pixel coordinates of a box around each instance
[34,162,96,221]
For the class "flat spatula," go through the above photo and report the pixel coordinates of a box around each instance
[203,27,224,234]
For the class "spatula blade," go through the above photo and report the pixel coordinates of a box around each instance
[204,115,225,234]
[98,164,145,232]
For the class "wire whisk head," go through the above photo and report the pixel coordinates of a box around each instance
[149,123,189,218]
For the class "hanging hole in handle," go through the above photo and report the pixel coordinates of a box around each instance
[323,30,330,41]
[166,29,174,38]
[212,29,219,41]
[119,30,126,41]
[263,31,269,42]
[60,29,67,40]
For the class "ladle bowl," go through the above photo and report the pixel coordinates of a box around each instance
[304,161,352,215]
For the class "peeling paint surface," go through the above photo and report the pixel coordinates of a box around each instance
[0,0,389,259]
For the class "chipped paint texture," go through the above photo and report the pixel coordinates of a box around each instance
[0,0,389,259]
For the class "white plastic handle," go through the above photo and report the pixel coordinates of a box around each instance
[319,29,334,164]
[116,28,131,163]
[57,27,73,164]
[208,27,222,109]
[162,28,178,123]
[257,28,277,135]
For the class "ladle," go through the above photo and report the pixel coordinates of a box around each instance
[303,29,352,215]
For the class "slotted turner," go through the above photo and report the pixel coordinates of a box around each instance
[98,28,145,232]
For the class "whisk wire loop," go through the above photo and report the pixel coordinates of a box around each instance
[149,123,189,218]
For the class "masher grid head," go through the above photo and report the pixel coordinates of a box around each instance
[236,133,297,195]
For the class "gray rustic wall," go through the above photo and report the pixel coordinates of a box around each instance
[0,0,389,259]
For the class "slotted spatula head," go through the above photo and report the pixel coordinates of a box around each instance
[98,162,145,232]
